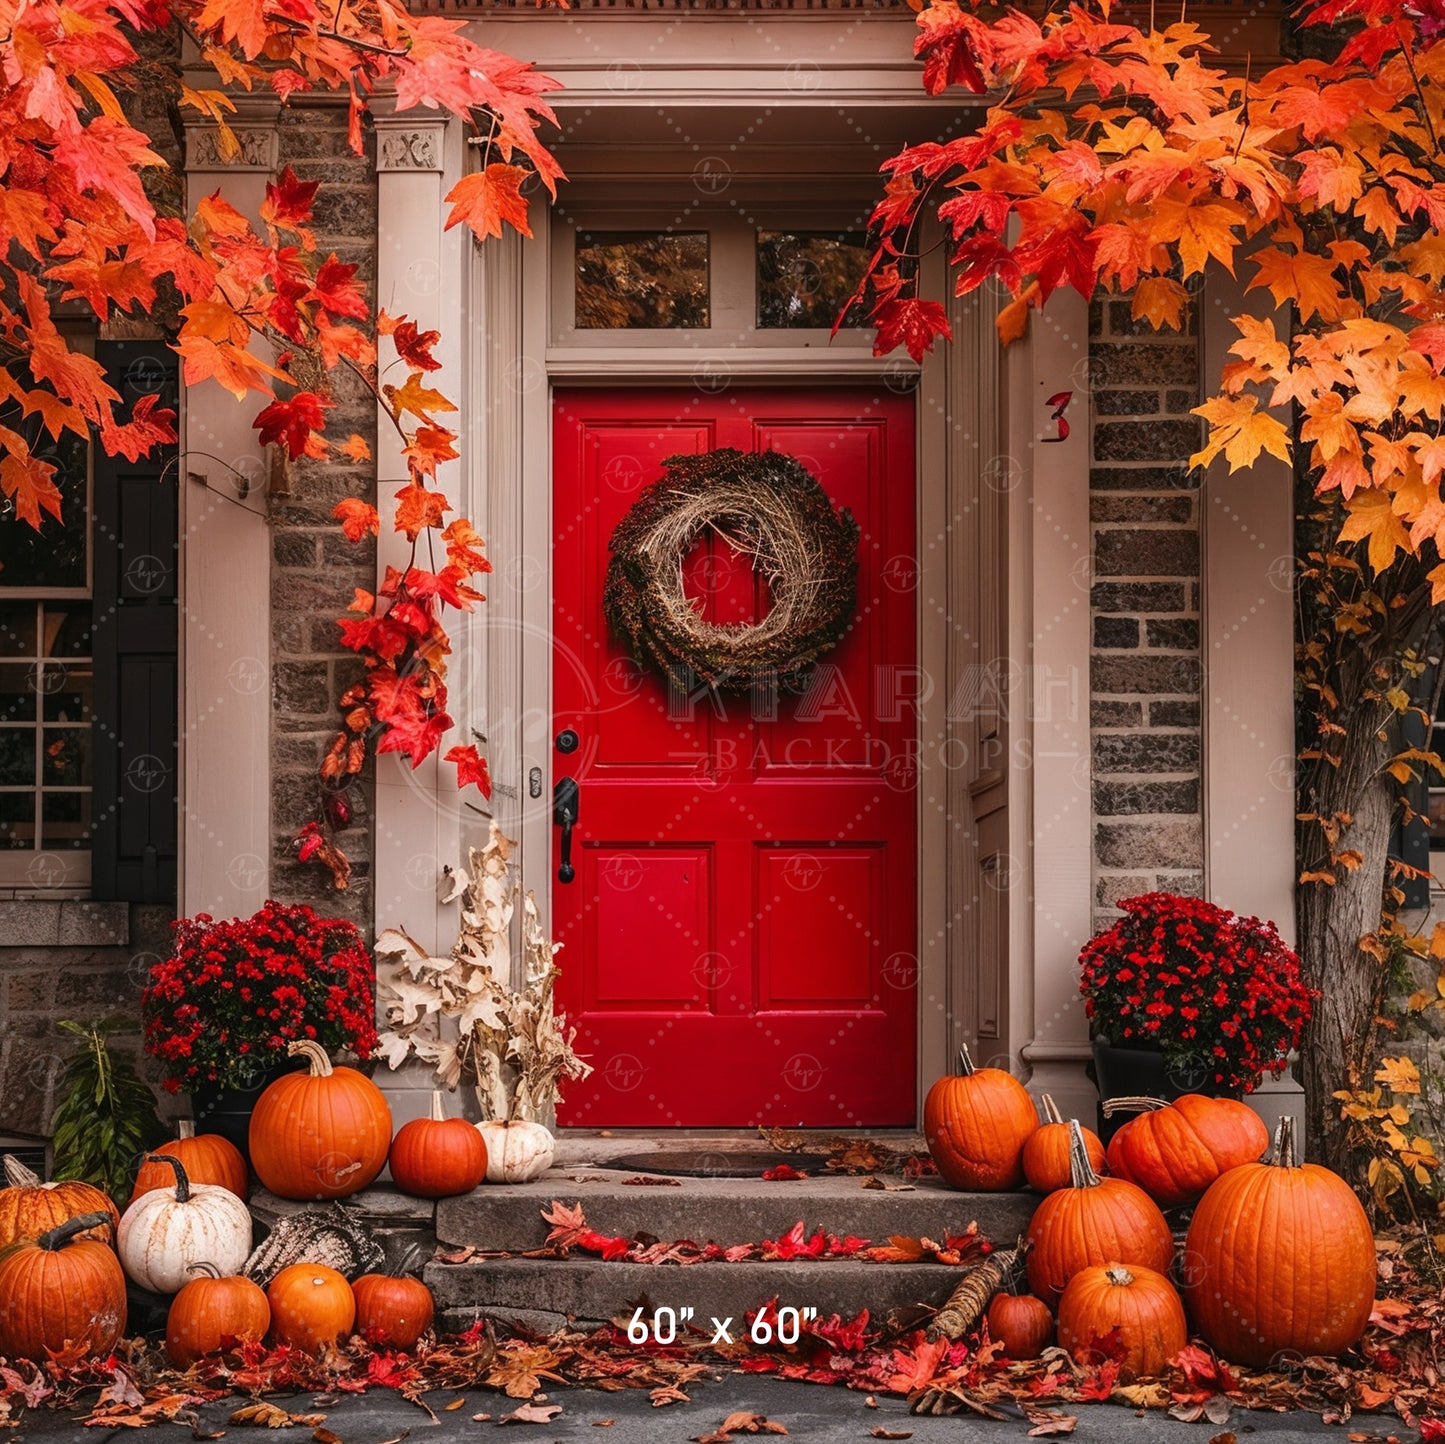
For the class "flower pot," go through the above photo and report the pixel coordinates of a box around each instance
[1091,1038,1240,1142]
[190,1062,296,1165]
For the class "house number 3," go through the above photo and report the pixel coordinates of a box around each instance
[1042,389,1074,443]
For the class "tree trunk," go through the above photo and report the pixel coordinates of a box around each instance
[1294,745,1394,1172]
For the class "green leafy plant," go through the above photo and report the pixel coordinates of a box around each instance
[51,1019,165,1202]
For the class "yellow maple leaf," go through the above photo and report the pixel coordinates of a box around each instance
[1190,393,1292,472]
[1338,488,1412,572]
[1375,1055,1421,1094]
[1130,276,1189,330]
[1147,196,1245,277]
[387,371,459,423]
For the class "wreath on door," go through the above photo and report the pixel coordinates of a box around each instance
[603,447,859,694]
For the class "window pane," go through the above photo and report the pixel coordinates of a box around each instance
[576,231,709,329]
[45,604,92,658]
[0,792,34,849]
[42,789,90,847]
[0,666,36,723]
[757,230,870,329]
[0,425,88,589]
[0,731,32,786]
[40,664,90,723]
[43,728,90,786]
[0,603,37,656]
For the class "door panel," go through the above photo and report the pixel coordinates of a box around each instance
[552,388,917,1127]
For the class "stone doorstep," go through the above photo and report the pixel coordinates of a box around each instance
[436,1173,1035,1254]
[426,1256,971,1337]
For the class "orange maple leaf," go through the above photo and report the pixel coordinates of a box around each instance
[444,164,532,241]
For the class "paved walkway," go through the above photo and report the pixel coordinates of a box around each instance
[13,1375,1416,1443]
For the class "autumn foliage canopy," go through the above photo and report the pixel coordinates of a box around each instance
[0,0,561,869]
[861,0,1445,592]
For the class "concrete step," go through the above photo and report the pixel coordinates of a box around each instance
[435,1174,1036,1254]
[426,1256,971,1335]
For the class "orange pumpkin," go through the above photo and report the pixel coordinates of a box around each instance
[352,1272,435,1350]
[268,1263,356,1352]
[0,1211,127,1360]
[0,1155,118,1247]
[388,1091,487,1199]
[1023,1096,1106,1193]
[1184,1116,1375,1367]
[166,1262,271,1367]
[249,1041,392,1201]
[924,1047,1039,1191]
[1104,1094,1268,1208]
[132,1121,249,1206]
[986,1291,1054,1360]
[1057,1264,1186,1381]
[1026,1120,1174,1307]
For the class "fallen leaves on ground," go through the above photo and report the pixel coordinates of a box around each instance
[496,1403,561,1425]
[3,1234,1445,1432]
[691,1411,789,1441]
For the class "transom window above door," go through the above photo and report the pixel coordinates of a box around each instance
[553,206,879,350]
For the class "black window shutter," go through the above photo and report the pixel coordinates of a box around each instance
[91,341,179,904]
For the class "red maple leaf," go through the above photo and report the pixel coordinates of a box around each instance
[254,390,332,459]
[333,498,380,542]
[391,318,443,372]
[261,167,319,230]
[914,3,986,96]
[445,743,492,796]
[310,254,369,320]
[871,296,953,364]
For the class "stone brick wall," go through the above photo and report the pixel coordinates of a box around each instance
[1089,297,1206,923]
[268,104,380,929]
[0,903,175,1138]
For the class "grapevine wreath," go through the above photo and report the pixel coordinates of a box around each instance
[603,447,860,694]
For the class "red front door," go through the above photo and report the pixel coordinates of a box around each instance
[551,388,917,1128]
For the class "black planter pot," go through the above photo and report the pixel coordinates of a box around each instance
[1091,1038,1228,1142]
[190,1062,296,1164]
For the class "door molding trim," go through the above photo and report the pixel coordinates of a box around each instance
[463,168,993,1130]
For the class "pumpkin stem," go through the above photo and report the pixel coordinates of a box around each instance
[430,1090,446,1123]
[178,1119,196,1140]
[1100,1096,1169,1118]
[1067,1119,1102,1190]
[148,1152,192,1203]
[2,1153,42,1189]
[1039,1094,1064,1125]
[288,1040,334,1077]
[186,1261,224,1281]
[958,1046,977,1077]
[37,1210,112,1251]
[1272,1115,1299,1169]
[1103,1265,1135,1286]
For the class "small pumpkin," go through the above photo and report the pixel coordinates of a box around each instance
[249,1041,392,1201]
[1104,1094,1269,1208]
[0,1211,127,1360]
[117,1154,252,1294]
[1057,1264,1186,1381]
[390,1091,488,1198]
[1025,1120,1174,1307]
[1023,1095,1106,1193]
[166,1262,271,1367]
[268,1262,356,1352]
[986,1290,1054,1360]
[132,1121,249,1206]
[1184,1116,1375,1367]
[0,1154,118,1246]
[352,1270,435,1350]
[924,1047,1039,1191]
[476,1119,555,1184]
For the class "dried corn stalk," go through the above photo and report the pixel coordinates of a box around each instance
[925,1243,1026,1342]
[375,820,592,1121]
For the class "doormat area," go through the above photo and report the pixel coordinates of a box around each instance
[602,1149,832,1177]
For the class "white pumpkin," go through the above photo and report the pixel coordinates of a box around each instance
[476,1120,554,1184]
[117,1153,251,1294]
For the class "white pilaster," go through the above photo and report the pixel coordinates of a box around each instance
[1016,292,1096,1120]
[179,107,278,917]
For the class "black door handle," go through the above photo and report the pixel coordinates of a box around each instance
[554,775,579,883]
